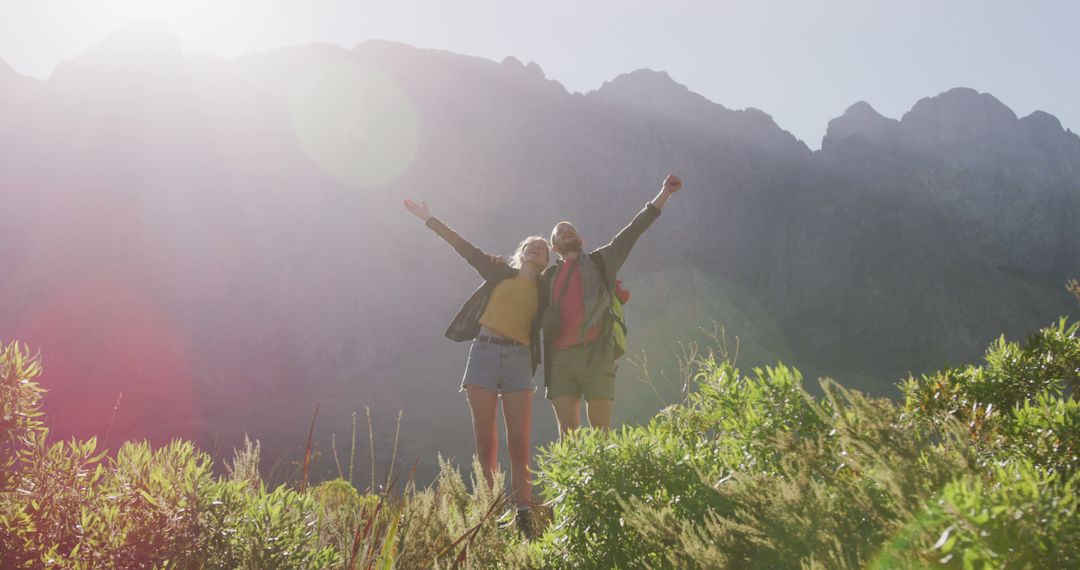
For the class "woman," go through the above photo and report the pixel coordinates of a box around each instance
[403,197,548,531]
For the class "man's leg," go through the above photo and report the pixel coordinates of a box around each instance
[551,397,581,436]
[547,346,584,437]
[582,346,617,430]
[585,399,613,430]
[465,385,500,489]
[501,389,533,509]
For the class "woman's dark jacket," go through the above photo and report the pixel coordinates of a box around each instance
[425,217,548,375]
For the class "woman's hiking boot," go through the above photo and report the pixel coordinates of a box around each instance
[501,507,538,539]
[515,507,538,539]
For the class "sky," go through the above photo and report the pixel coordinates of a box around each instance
[1,0,1076,147]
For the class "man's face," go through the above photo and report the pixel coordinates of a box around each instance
[552,222,582,256]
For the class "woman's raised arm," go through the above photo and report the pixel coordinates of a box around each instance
[403,198,432,221]
[404,198,504,280]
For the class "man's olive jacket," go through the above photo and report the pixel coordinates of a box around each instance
[541,202,661,388]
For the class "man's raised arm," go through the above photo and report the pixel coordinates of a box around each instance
[650,174,682,210]
[600,174,683,275]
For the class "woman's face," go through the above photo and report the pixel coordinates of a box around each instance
[521,239,549,267]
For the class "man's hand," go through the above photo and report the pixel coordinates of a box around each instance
[403,198,432,221]
[650,174,682,210]
[662,174,682,194]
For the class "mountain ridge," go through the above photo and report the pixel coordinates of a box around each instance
[3,30,1074,151]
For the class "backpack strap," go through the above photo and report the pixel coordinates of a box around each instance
[590,251,613,294]
[586,252,621,364]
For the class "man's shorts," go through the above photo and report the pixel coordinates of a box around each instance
[546,341,616,401]
[461,338,534,394]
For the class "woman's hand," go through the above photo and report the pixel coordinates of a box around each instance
[403,198,432,221]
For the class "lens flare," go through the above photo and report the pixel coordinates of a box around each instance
[290,59,419,188]
[14,273,199,446]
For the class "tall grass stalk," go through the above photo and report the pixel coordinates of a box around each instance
[102,391,123,448]
[386,409,403,490]
[366,405,375,492]
[349,410,358,486]
[332,433,344,480]
[301,401,320,494]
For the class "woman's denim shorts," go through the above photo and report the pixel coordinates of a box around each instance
[461,338,534,394]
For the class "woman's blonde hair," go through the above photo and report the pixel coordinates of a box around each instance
[510,236,550,269]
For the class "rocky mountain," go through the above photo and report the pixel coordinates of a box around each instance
[787,90,1080,373]
[2,25,1077,482]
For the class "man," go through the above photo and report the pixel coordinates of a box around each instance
[544,174,682,434]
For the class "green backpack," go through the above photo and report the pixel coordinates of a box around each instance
[589,252,628,361]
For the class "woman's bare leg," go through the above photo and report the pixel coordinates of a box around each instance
[465,385,500,489]
[501,389,533,508]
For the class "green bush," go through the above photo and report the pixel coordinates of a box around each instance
[901,317,1080,430]
[1003,392,1079,477]
[394,457,528,569]
[893,461,1078,569]
[1,342,523,569]
[0,435,338,569]
[200,481,339,569]
[532,361,832,569]
[532,319,1080,569]
[622,382,974,570]
[656,360,832,475]
[1,341,47,492]
[1,436,107,568]
[533,425,725,568]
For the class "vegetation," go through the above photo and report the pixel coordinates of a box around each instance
[534,319,1078,569]
[0,340,525,569]
[2,316,1078,568]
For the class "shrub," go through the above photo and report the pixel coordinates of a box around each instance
[1003,392,1079,477]
[200,481,339,569]
[901,318,1080,430]
[893,461,1078,569]
[656,360,832,476]
[0,436,339,569]
[0,341,47,491]
[533,319,1079,569]
[533,425,725,569]
[0,436,107,568]
[0,344,337,569]
[532,361,831,569]
[0,336,526,569]
[623,382,975,570]
[395,457,528,569]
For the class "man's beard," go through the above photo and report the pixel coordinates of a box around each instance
[559,238,582,255]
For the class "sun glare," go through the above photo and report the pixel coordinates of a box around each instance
[67,0,267,55]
